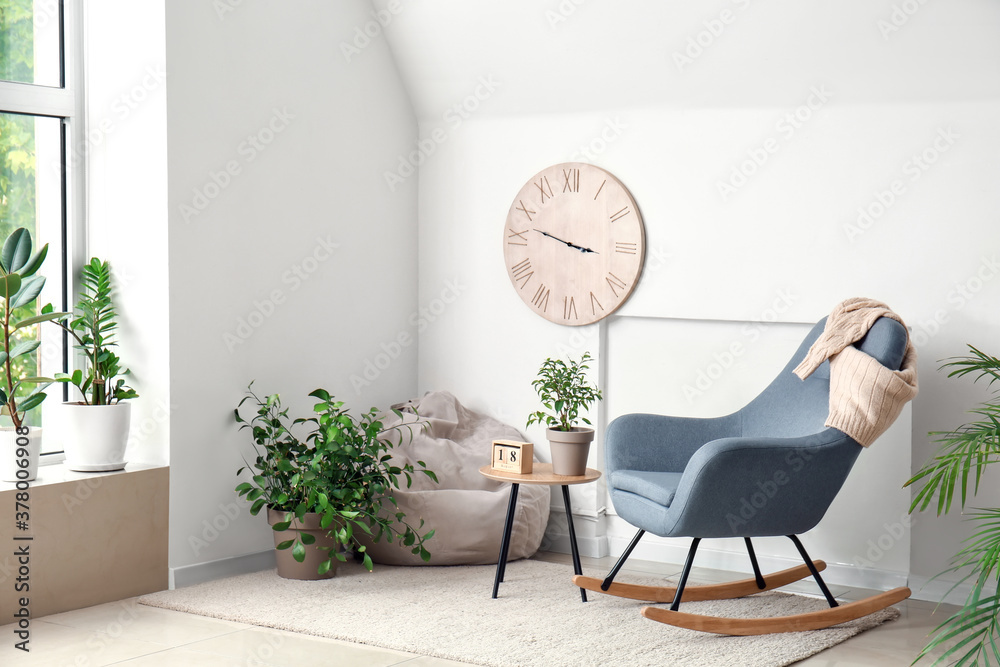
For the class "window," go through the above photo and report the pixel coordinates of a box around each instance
[0,0,84,456]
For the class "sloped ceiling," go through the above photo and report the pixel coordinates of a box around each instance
[375,0,1000,120]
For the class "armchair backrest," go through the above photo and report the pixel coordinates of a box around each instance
[740,316,909,439]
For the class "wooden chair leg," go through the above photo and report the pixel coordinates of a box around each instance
[642,587,911,635]
[573,561,827,603]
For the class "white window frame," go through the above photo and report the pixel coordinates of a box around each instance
[0,0,87,460]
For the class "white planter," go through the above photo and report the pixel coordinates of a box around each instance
[60,402,131,472]
[0,427,41,482]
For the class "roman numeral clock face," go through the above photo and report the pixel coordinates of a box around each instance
[503,162,645,326]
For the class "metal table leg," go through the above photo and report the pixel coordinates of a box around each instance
[562,485,587,602]
[491,483,520,599]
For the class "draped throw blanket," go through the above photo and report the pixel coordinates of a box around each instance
[793,298,918,447]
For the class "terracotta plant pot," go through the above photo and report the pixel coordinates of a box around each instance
[59,402,131,472]
[0,426,41,482]
[547,427,594,476]
[267,507,342,580]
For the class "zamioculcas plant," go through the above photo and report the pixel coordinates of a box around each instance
[51,258,137,404]
[0,228,66,428]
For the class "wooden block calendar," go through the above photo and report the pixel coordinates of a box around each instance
[491,440,533,474]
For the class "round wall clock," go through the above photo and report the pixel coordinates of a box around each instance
[503,162,645,326]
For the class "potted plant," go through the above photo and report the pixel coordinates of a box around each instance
[50,257,138,471]
[907,345,1000,665]
[0,228,65,482]
[526,351,603,476]
[233,383,437,579]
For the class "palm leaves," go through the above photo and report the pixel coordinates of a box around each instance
[908,347,1000,665]
[53,257,137,405]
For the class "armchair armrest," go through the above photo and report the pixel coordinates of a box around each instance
[605,412,741,475]
[664,429,863,538]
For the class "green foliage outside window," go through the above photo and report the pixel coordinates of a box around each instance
[0,3,47,426]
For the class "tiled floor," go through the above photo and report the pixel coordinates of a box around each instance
[1,551,956,666]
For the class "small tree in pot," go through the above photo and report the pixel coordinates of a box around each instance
[50,258,138,472]
[234,384,438,579]
[527,351,603,476]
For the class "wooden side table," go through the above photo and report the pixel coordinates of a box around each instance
[479,463,601,602]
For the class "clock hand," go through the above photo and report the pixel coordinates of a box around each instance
[532,229,600,254]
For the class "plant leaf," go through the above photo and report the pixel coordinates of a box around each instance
[1,228,31,273]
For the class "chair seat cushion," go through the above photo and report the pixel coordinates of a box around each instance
[610,470,685,507]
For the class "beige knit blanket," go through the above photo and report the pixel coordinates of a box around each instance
[793,298,918,447]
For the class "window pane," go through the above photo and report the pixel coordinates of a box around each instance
[0,0,62,87]
[0,112,64,451]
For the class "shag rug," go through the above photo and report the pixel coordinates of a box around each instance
[139,560,899,667]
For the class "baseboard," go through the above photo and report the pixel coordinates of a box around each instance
[606,533,909,593]
[908,574,975,605]
[543,532,610,559]
[170,549,275,589]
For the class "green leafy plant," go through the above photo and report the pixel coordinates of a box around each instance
[526,351,603,432]
[0,228,65,429]
[50,258,137,405]
[906,345,1000,665]
[234,384,438,575]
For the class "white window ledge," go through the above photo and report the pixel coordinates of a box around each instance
[0,461,167,492]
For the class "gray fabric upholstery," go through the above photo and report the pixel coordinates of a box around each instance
[607,316,908,539]
[610,470,684,506]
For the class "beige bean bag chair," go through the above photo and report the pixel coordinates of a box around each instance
[359,391,550,566]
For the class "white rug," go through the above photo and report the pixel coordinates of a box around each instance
[139,560,899,666]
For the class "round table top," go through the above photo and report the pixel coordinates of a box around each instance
[478,463,601,485]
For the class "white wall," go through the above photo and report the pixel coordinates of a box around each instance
[85,2,170,467]
[164,0,418,579]
[386,0,1000,595]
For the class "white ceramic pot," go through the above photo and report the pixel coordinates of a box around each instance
[0,426,41,482]
[60,402,131,472]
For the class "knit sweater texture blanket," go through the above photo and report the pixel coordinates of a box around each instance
[793,298,918,447]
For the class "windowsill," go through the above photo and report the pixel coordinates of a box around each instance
[0,460,167,492]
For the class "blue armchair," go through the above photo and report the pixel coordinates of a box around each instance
[574,316,912,634]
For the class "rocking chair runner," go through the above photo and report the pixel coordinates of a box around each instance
[574,316,912,635]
